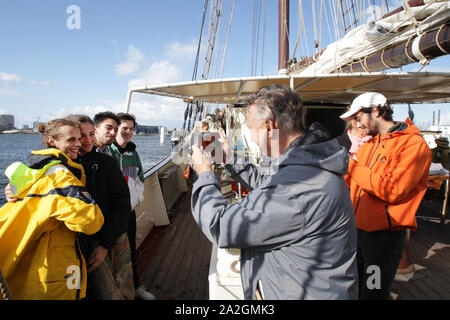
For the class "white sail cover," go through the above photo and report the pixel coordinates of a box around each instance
[297,1,450,76]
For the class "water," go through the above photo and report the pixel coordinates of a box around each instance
[0,134,173,206]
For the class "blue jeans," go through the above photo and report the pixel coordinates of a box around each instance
[357,229,406,300]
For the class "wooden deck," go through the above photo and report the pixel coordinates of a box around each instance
[136,188,450,300]
[391,194,450,300]
[136,192,212,300]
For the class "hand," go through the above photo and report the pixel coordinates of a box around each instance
[87,246,108,273]
[4,184,17,203]
[191,144,213,175]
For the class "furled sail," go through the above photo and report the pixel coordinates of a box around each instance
[289,0,449,75]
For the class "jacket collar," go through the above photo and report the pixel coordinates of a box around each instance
[30,148,86,185]
[112,140,136,154]
[286,122,331,151]
[378,118,421,141]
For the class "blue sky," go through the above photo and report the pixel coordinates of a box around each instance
[0,0,449,130]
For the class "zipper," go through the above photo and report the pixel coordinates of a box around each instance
[354,134,382,215]
[385,205,392,230]
[74,237,83,300]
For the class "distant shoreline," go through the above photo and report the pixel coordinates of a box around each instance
[0,131,37,134]
[0,132,159,136]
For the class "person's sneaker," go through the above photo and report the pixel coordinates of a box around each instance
[135,285,156,300]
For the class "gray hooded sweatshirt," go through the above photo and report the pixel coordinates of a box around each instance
[191,123,358,300]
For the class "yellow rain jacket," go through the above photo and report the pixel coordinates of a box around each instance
[0,148,104,300]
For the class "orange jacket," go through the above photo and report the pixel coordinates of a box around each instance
[347,119,431,232]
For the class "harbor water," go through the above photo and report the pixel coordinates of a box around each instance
[0,134,173,206]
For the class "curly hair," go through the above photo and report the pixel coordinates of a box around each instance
[359,104,393,121]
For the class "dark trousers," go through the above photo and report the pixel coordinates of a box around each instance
[357,229,406,300]
[127,210,140,289]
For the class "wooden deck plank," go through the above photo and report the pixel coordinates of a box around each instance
[412,278,443,300]
[420,275,449,300]
[158,210,197,298]
[391,281,418,300]
[170,220,202,299]
[391,193,450,300]
[194,232,212,300]
[174,231,203,298]
[138,197,187,291]
[147,201,194,298]
[137,192,212,300]
[182,228,211,299]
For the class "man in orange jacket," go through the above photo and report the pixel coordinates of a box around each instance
[341,92,431,300]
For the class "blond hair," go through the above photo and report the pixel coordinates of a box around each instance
[39,118,78,147]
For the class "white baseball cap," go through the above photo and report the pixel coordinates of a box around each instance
[340,92,387,121]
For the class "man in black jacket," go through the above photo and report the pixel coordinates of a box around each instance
[69,114,133,299]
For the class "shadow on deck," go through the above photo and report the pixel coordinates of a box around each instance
[391,194,450,300]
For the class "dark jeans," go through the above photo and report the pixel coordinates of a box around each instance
[127,210,140,289]
[357,229,406,300]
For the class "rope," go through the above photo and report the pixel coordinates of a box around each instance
[261,0,267,75]
[251,0,257,75]
[202,0,223,80]
[251,0,264,76]
[405,34,419,62]
[312,0,318,49]
[291,0,303,59]
[318,0,324,50]
[183,0,208,130]
[255,0,262,75]
[192,0,209,81]
[218,0,235,78]
[380,48,394,69]
[436,24,450,54]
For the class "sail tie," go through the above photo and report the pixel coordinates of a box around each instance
[405,35,418,62]
[411,34,430,65]
[380,49,395,69]
[436,24,450,55]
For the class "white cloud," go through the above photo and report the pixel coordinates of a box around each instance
[46,104,122,121]
[109,41,199,128]
[116,45,145,76]
[166,39,198,61]
[128,60,181,88]
[127,95,185,128]
[0,72,22,84]
[0,89,20,96]
[43,99,184,128]
[116,61,140,76]
[29,80,52,86]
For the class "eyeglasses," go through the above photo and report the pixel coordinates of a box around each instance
[255,86,268,97]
